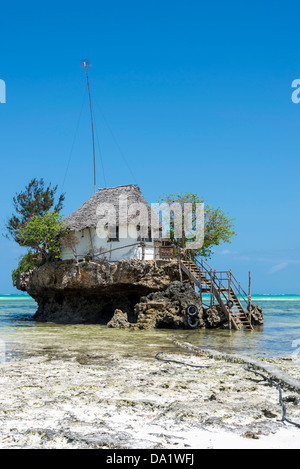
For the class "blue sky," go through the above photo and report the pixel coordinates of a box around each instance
[0,0,300,294]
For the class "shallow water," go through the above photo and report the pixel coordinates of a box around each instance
[0,295,300,361]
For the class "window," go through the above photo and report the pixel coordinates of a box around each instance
[137,225,152,242]
[142,228,152,242]
[108,226,119,242]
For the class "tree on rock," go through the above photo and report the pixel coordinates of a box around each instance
[5,179,66,284]
[17,211,67,262]
[5,178,65,245]
[158,192,236,259]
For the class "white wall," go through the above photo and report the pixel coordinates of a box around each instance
[61,224,157,261]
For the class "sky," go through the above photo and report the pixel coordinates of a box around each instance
[0,0,300,294]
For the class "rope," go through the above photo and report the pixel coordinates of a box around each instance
[156,353,300,428]
[61,87,88,191]
[246,366,300,429]
[93,96,138,185]
[91,242,148,258]
[155,352,210,369]
[93,110,107,188]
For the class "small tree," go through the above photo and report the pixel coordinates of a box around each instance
[5,178,65,245]
[17,211,67,262]
[61,231,80,263]
[158,192,236,259]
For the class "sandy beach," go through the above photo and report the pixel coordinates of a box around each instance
[0,340,299,449]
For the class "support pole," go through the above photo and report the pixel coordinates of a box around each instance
[212,270,216,306]
[177,241,183,284]
[248,271,252,324]
[228,270,232,330]
[141,242,145,261]
[210,269,213,306]
[83,61,96,194]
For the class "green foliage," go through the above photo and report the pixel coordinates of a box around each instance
[17,211,67,262]
[6,179,67,284]
[158,192,236,259]
[5,178,65,245]
[11,251,40,284]
[202,204,236,258]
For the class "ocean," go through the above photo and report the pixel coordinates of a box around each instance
[0,294,300,361]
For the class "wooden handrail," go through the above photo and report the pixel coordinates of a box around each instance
[91,241,152,259]
[180,257,253,330]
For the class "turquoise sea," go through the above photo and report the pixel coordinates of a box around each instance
[0,294,300,361]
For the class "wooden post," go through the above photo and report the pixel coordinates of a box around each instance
[212,270,216,306]
[141,242,145,261]
[88,228,95,258]
[248,271,252,297]
[248,271,252,324]
[210,269,213,306]
[177,247,183,284]
[228,271,232,330]
[228,271,231,298]
[198,275,202,300]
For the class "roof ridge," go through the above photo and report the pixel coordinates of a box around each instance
[64,184,153,231]
[97,184,139,191]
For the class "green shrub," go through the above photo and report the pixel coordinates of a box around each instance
[17,211,66,261]
[12,251,40,284]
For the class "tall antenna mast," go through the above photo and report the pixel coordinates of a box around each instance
[80,59,96,194]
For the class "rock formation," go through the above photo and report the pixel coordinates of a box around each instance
[14,258,263,329]
[202,303,264,329]
[203,305,229,329]
[107,309,131,329]
[247,303,264,326]
[134,281,204,329]
[15,259,182,325]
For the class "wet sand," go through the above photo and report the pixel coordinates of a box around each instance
[0,328,299,449]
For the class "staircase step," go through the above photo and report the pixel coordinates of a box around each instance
[181,260,253,331]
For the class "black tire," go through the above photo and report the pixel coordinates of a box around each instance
[187,316,199,328]
[186,304,198,316]
[227,300,234,309]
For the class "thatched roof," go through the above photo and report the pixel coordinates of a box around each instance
[65,184,156,231]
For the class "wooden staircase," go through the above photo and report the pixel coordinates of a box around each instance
[180,259,253,331]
